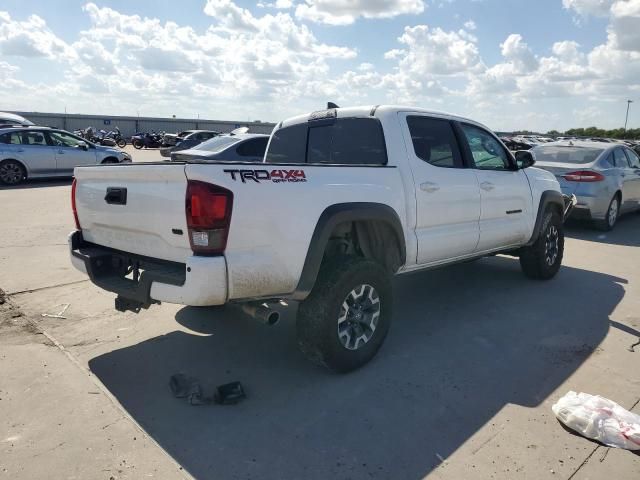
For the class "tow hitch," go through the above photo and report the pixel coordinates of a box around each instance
[563,194,577,221]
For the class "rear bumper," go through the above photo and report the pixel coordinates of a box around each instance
[159,147,173,157]
[69,231,227,308]
[568,193,611,221]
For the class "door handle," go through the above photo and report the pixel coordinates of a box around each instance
[420,182,440,193]
[480,181,495,191]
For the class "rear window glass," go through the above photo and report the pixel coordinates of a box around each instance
[0,132,22,144]
[531,146,604,164]
[193,136,240,153]
[265,123,308,163]
[266,118,387,165]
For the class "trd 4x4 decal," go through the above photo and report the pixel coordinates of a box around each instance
[224,169,307,184]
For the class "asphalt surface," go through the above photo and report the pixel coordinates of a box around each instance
[1,147,639,479]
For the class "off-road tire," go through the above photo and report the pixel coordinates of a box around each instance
[297,256,392,373]
[596,195,620,231]
[519,211,564,280]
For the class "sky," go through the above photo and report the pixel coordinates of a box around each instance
[0,0,638,132]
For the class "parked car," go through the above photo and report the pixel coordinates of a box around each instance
[162,130,198,147]
[0,126,131,185]
[529,141,640,230]
[170,132,269,162]
[0,112,35,127]
[69,105,575,372]
[160,130,220,158]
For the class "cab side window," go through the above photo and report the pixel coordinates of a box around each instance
[460,124,512,170]
[406,116,463,168]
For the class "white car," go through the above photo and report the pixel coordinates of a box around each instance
[0,112,34,127]
[69,105,574,372]
[0,126,131,185]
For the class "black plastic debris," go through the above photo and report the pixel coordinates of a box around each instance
[169,374,245,406]
[215,382,246,405]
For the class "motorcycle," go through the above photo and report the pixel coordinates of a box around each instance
[105,127,127,148]
[131,131,164,149]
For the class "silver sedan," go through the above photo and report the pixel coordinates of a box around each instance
[530,141,640,230]
[0,126,131,186]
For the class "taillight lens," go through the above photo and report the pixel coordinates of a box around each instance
[563,170,605,182]
[186,180,233,255]
[71,178,81,230]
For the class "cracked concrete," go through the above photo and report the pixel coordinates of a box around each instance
[1,150,639,479]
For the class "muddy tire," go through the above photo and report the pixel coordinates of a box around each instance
[519,211,564,280]
[296,256,392,373]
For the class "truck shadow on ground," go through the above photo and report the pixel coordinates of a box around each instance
[565,214,640,247]
[89,257,626,480]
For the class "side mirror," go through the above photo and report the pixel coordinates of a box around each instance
[77,141,88,151]
[515,150,535,169]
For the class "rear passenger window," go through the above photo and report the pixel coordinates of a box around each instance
[329,118,387,165]
[406,116,462,168]
[266,118,387,165]
[623,148,640,168]
[600,153,614,168]
[613,148,629,168]
[236,137,268,157]
[0,132,22,144]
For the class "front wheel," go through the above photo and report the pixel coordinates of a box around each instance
[519,211,564,280]
[132,139,144,149]
[116,139,126,148]
[297,257,392,373]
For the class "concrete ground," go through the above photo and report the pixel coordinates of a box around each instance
[1,148,639,479]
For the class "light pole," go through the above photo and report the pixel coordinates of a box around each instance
[624,99,633,132]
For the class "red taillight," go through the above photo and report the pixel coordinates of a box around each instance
[562,170,605,182]
[71,178,81,230]
[185,180,233,255]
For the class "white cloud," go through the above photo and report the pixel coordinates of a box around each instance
[562,0,615,17]
[295,0,424,25]
[609,0,640,51]
[500,34,538,73]
[387,25,483,76]
[464,20,477,30]
[0,12,76,60]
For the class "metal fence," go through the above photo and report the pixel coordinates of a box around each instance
[9,111,276,138]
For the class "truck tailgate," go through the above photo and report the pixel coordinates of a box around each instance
[74,164,192,263]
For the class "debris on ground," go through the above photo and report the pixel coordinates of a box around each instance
[169,373,245,406]
[41,303,70,319]
[552,391,640,450]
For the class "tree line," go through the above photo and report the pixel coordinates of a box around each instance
[547,127,640,140]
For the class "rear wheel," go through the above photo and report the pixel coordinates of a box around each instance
[297,256,392,373]
[132,139,144,149]
[116,139,126,148]
[596,195,619,231]
[519,211,564,280]
[0,160,26,186]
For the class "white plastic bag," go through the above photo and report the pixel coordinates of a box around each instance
[552,391,640,450]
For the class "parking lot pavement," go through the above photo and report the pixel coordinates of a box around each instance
[1,177,639,479]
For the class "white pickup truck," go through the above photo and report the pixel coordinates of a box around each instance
[70,105,575,372]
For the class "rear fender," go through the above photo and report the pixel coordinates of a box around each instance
[292,203,406,300]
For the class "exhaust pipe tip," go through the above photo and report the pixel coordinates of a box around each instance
[265,310,280,326]
[241,303,280,326]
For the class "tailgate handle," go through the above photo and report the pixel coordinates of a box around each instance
[105,187,127,205]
